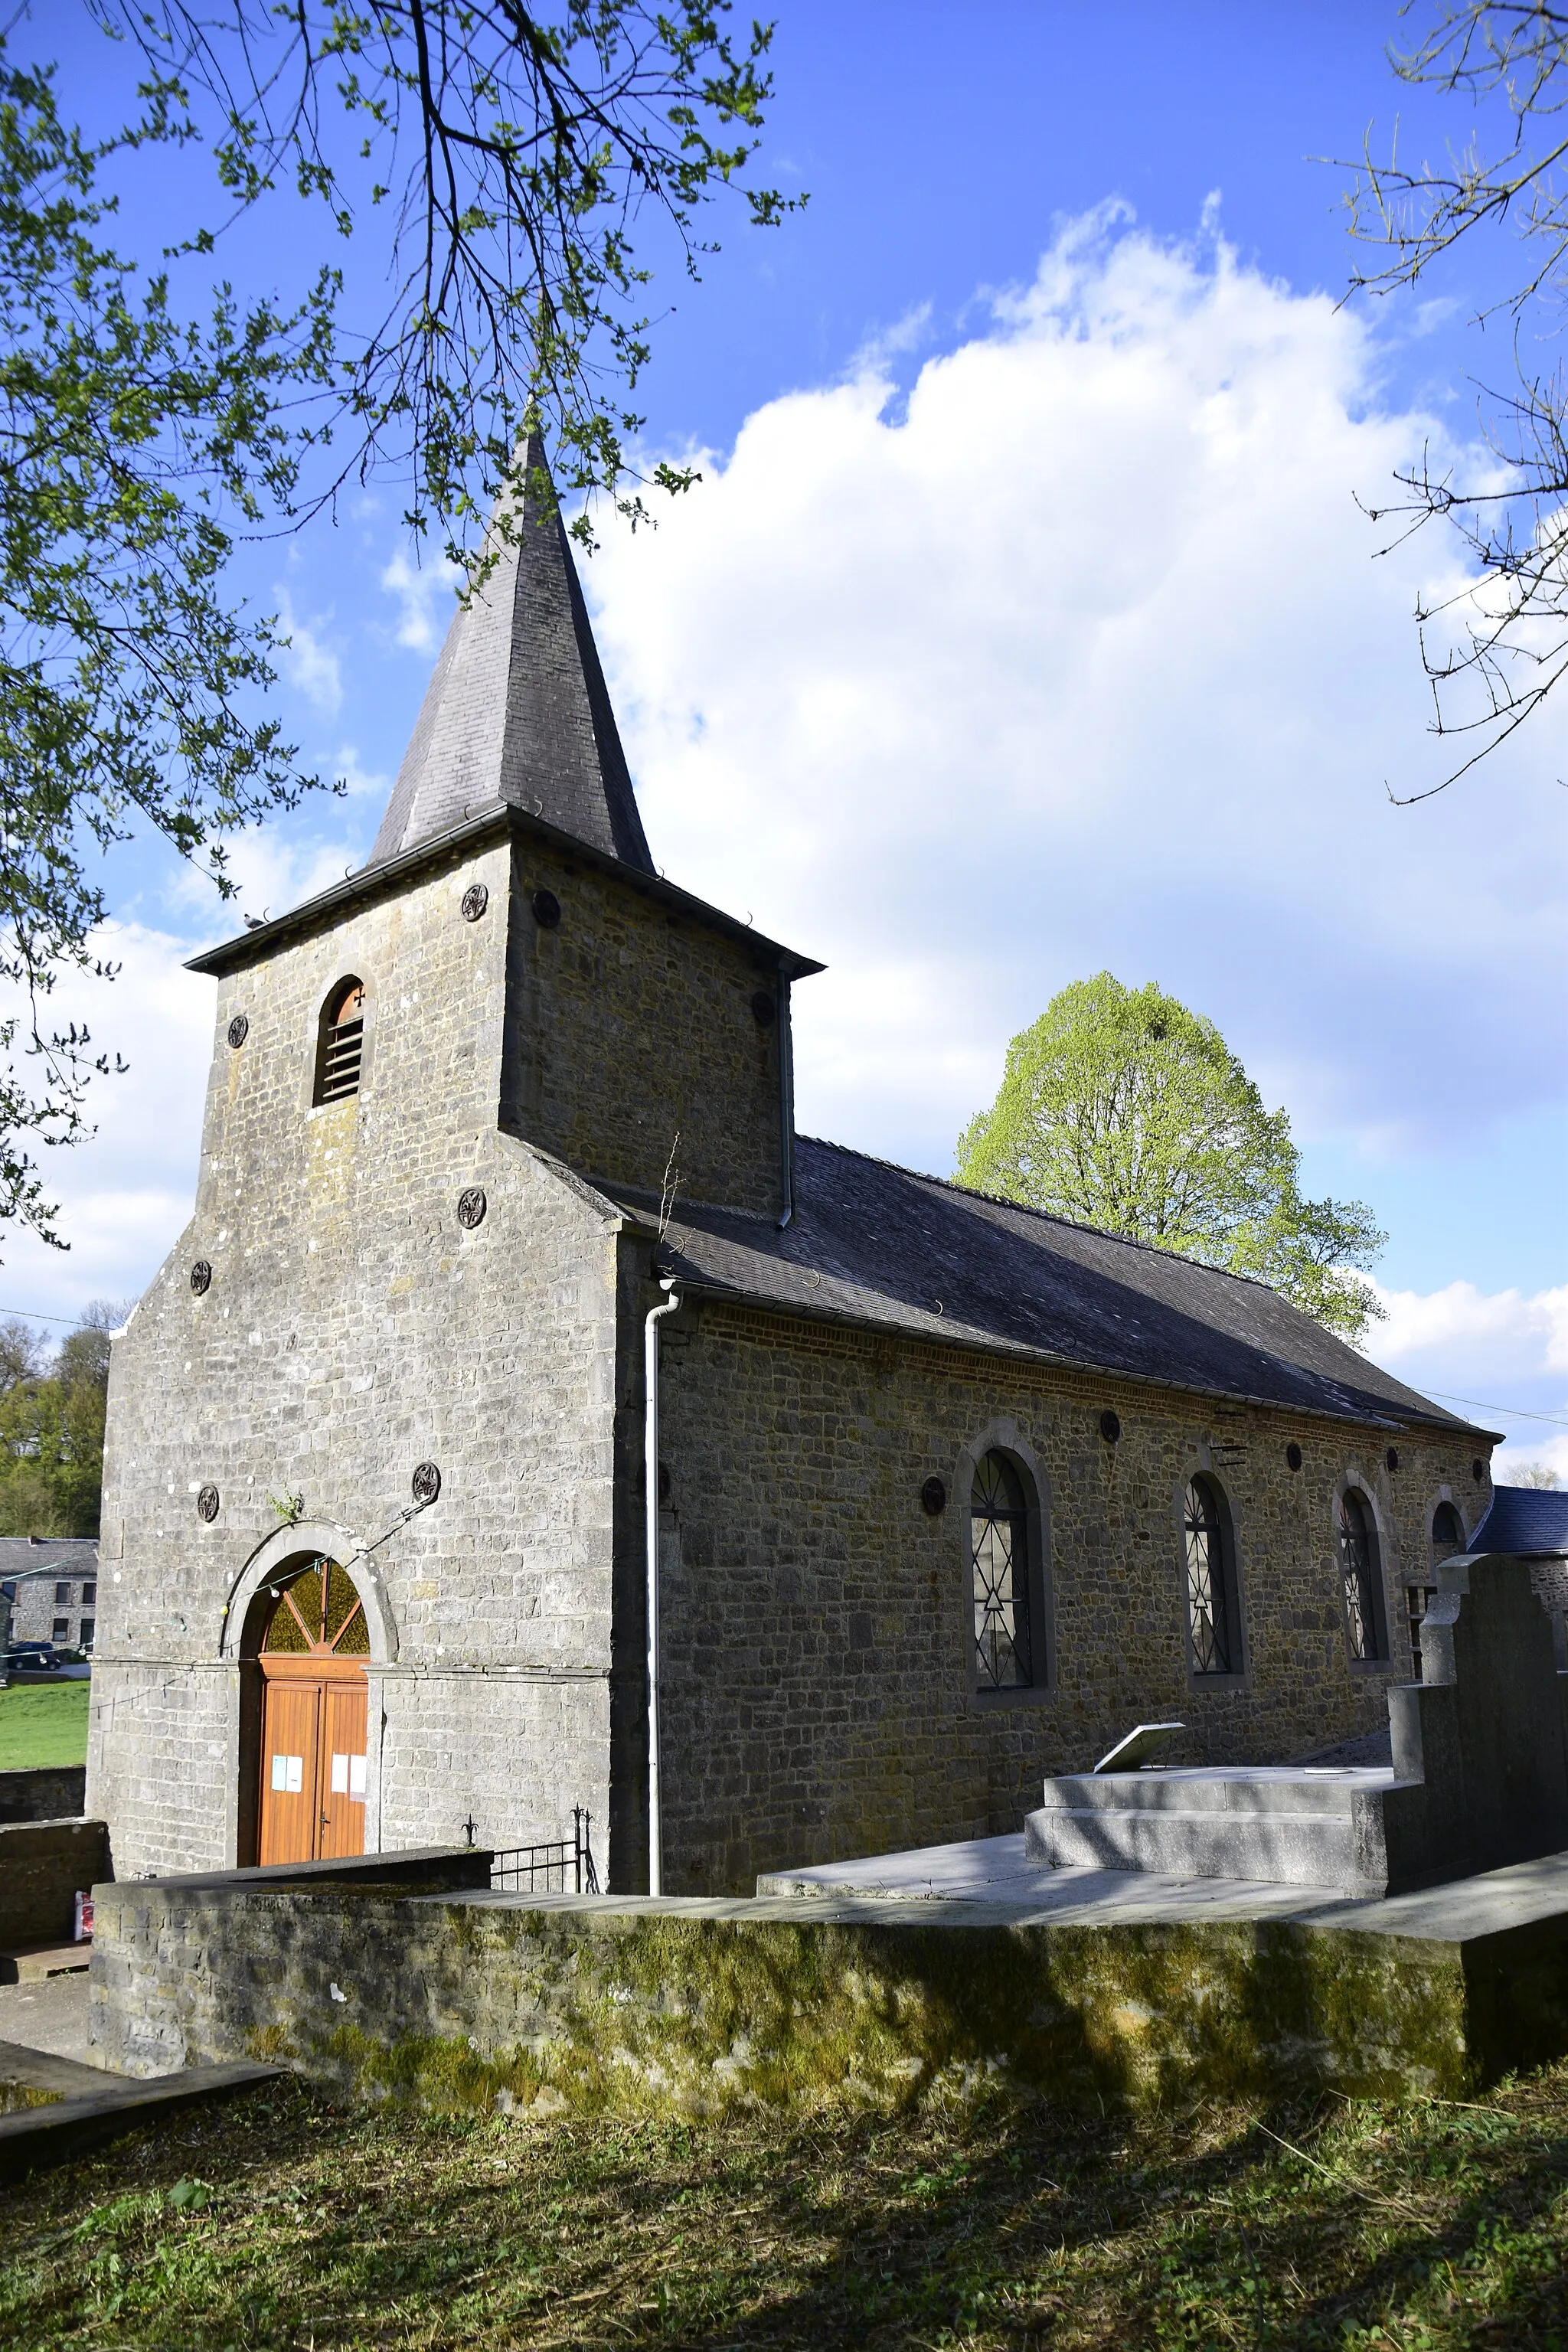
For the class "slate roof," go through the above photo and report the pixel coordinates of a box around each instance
[1465,1485,1568,1556]
[0,1536,99,1592]
[639,1136,1488,1436]
[369,433,654,874]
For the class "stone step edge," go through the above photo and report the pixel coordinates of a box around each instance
[0,2062,283,2184]
[1028,1808,1362,1836]
[1036,1785,1372,1817]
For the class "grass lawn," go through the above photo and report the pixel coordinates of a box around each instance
[0,1678,89,1770]
[3,2065,1568,2347]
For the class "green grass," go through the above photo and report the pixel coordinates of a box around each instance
[0,1679,89,1770]
[4,2062,1568,2346]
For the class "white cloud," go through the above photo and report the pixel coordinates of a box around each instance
[274,592,343,714]
[583,207,1568,1193]
[333,744,390,802]
[1375,1280,1568,1381]
[0,923,212,1318]
[381,548,463,652]
[1370,1277,1568,1480]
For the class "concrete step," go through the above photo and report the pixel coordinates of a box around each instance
[1025,1802,1374,1891]
[0,1943,90,1984]
[0,2060,281,2183]
[1035,1767,1390,1820]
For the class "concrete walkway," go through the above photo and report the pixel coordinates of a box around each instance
[0,1973,96,2066]
[756,1831,1345,1919]
[758,1831,1568,1945]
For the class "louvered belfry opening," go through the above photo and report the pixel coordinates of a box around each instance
[315,978,366,1105]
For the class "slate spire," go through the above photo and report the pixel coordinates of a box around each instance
[368,433,655,872]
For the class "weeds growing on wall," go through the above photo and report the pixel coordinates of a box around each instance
[3,2062,1568,2344]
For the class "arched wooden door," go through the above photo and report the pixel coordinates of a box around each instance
[256,1557,370,1866]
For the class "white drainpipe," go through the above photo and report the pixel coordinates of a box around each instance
[644,1276,681,1896]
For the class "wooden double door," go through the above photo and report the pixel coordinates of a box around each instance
[254,1556,371,1867]
[258,1658,369,1864]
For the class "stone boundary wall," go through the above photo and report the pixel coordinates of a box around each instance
[88,1847,490,2074]
[83,1877,1568,2112]
[0,1767,86,1824]
[0,1819,107,1949]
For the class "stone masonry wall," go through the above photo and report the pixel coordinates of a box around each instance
[90,835,626,1880]
[499,835,789,1217]
[653,1298,1494,1894]
[87,1877,1530,2112]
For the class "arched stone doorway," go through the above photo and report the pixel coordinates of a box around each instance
[255,1556,370,1864]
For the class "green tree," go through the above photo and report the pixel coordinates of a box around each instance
[0,6,796,1243]
[955,975,1387,1344]
[1342,2,1568,792]
[0,1298,128,1536]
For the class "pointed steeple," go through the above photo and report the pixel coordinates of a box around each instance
[368,434,654,872]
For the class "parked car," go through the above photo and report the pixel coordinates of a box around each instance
[4,1641,60,1671]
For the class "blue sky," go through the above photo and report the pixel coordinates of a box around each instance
[8,2,1566,1472]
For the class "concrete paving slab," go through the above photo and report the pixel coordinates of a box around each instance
[0,1941,90,1984]
[1295,1848,1568,1942]
[755,1833,1344,1920]
[0,1971,97,2066]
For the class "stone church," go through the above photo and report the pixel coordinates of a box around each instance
[87,447,1497,1893]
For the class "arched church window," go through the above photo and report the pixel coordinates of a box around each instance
[1431,1501,1464,1566]
[1182,1476,1236,1674]
[315,978,367,1105]
[1407,1501,1465,1681]
[260,1557,370,1658]
[1337,1489,1387,1662]
[972,1450,1034,1690]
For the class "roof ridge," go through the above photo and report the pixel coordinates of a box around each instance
[796,1132,1291,1302]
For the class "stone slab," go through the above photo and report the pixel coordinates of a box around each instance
[0,2061,282,2184]
[0,1943,90,1984]
[0,2037,112,2099]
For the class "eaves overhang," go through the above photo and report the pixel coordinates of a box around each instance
[185,804,826,982]
[646,1263,1501,1446]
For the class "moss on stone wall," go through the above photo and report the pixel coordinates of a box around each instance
[203,1892,1480,2122]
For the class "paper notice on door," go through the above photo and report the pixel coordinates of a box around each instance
[331,1753,348,1795]
[271,1754,304,1794]
[349,1754,367,1798]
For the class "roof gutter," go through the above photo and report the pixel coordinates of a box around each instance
[776,970,795,1231]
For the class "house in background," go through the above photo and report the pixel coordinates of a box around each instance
[88,446,1501,1893]
[2,1537,100,1654]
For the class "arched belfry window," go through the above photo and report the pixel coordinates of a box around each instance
[1182,1476,1236,1674]
[1337,1489,1387,1662]
[1431,1501,1464,1566]
[315,978,366,1105]
[971,1451,1034,1690]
